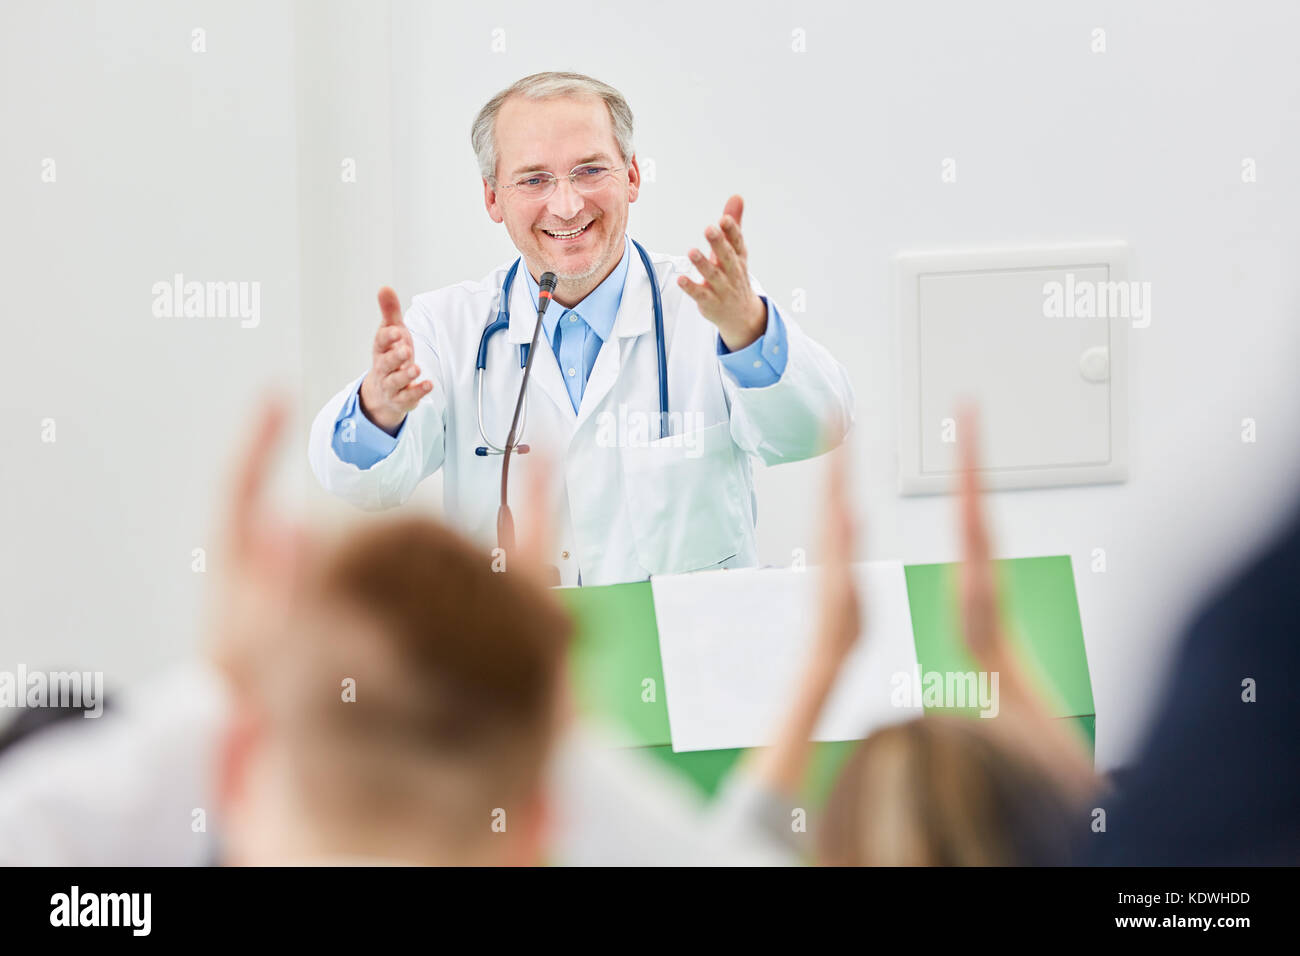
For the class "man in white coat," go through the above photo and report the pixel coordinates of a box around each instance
[309,71,855,586]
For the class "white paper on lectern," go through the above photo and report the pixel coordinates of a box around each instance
[650,562,922,754]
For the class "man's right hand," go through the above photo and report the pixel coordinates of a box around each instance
[357,287,433,436]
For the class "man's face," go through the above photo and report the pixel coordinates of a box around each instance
[484,94,640,289]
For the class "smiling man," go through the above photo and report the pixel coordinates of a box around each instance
[308,71,856,586]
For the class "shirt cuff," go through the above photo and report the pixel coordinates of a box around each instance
[331,375,403,469]
[717,295,789,387]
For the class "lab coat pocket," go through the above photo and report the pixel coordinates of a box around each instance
[620,420,747,575]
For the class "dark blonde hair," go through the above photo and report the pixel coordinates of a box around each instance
[820,715,1080,866]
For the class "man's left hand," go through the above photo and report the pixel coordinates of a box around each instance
[678,194,767,351]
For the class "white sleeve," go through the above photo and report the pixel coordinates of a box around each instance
[545,723,800,866]
[706,767,812,860]
[723,273,856,465]
[306,297,450,511]
[0,663,228,866]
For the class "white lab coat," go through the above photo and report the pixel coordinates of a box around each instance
[308,240,855,586]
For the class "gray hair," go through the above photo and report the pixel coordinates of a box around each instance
[470,71,634,187]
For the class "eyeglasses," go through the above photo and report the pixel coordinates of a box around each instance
[498,163,626,201]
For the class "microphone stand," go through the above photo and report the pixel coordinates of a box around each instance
[498,272,561,586]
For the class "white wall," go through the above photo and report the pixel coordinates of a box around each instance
[293,0,397,510]
[0,0,305,692]
[379,0,1300,770]
[5,1,1299,773]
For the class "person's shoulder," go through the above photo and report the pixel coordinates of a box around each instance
[640,246,713,342]
[1183,494,1300,659]
[642,244,691,278]
[640,243,765,299]
[409,268,503,312]
[405,258,517,332]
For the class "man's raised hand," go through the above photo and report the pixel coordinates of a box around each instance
[677,194,768,352]
[358,287,432,435]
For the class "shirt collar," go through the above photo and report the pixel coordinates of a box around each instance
[522,233,630,344]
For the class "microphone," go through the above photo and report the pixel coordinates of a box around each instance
[497,272,557,554]
[538,271,558,305]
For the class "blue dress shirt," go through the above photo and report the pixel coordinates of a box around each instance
[332,234,789,469]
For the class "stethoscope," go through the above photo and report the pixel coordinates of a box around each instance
[474,237,669,456]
